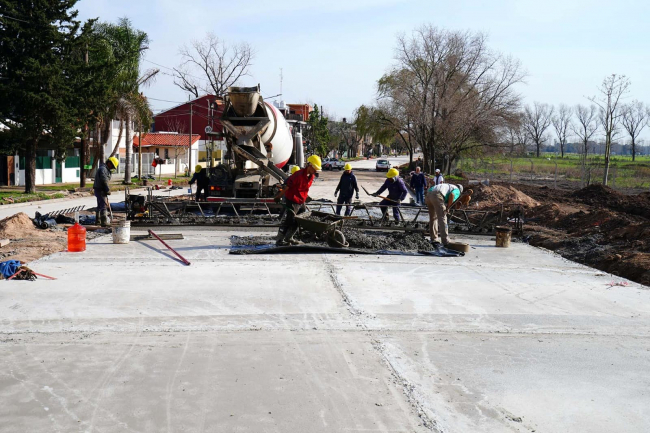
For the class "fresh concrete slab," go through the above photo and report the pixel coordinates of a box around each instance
[1,225,649,431]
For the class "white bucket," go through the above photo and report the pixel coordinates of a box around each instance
[111,220,131,244]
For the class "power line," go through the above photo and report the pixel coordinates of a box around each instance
[0,14,30,24]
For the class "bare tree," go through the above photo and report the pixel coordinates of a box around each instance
[504,114,529,156]
[551,104,572,158]
[379,25,525,174]
[522,102,554,157]
[173,33,254,98]
[589,74,631,185]
[621,100,647,162]
[572,104,599,158]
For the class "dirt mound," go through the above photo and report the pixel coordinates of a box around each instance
[0,212,39,239]
[472,184,539,209]
[573,184,650,219]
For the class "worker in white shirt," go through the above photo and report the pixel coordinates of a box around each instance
[434,169,444,185]
[425,183,463,246]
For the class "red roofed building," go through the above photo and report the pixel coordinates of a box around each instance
[152,95,225,169]
[133,132,201,175]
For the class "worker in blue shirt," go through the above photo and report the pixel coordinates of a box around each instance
[409,166,426,206]
[372,168,408,222]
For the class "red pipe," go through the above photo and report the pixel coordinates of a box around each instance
[148,230,191,266]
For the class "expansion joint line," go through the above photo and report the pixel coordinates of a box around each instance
[322,255,441,432]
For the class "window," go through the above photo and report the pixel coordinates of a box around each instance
[164,149,169,160]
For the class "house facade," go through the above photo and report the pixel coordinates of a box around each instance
[153,95,226,168]
[132,132,200,175]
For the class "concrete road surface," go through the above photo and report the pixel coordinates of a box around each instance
[1,156,649,432]
[1,227,649,432]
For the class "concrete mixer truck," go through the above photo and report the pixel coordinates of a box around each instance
[206,85,295,199]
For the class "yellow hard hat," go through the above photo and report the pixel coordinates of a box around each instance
[108,156,119,170]
[291,165,300,174]
[307,155,322,171]
[386,168,399,178]
[343,163,352,171]
[195,164,202,173]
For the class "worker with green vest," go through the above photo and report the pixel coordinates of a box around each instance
[425,183,463,246]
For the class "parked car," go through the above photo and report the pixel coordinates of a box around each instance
[323,158,345,170]
[375,159,391,172]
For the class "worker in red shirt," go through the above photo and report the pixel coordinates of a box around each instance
[274,155,322,246]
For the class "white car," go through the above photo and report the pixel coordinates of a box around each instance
[324,158,345,170]
[375,159,391,172]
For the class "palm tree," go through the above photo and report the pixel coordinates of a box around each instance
[94,18,157,183]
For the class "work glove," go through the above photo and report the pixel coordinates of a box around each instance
[371,193,378,197]
[334,191,338,197]
[106,191,111,195]
[356,193,359,200]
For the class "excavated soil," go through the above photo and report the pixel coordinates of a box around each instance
[474,183,650,286]
[0,213,68,263]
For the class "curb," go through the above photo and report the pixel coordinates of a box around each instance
[0,188,147,210]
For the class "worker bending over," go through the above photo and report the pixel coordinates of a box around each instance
[189,165,209,202]
[93,156,119,227]
[425,183,463,246]
[334,163,359,216]
[274,155,322,246]
[372,168,408,222]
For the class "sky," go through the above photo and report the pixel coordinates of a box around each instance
[76,0,650,139]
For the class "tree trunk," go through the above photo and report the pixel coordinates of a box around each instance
[560,143,564,158]
[536,141,541,158]
[602,134,611,185]
[24,138,38,194]
[632,139,636,162]
[110,119,123,158]
[80,124,87,188]
[125,114,132,183]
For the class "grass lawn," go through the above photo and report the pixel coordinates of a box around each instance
[0,191,67,205]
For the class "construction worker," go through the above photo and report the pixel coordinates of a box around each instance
[410,166,426,206]
[372,168,408,222]
[434,168,444,185]
[290,165,300,175]
[274,155,322,246]
[425,183,463,246]
[189,164,209,202]
[334,163,359,216]
[93,156,119,227]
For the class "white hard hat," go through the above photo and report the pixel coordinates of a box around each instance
[435,169,441,173]
[456,184,464,193]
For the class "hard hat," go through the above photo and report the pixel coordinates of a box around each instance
[307,155,322,171]
[343,163,352,171]
[107,156,119,169]
[195,164,202,173]
[456,184,464,193]
[386,168,399,179]
[435,169,441,173]
[291,165,300,174]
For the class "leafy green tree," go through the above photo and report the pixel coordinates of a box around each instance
[307,104,331,158]
[0,0,87,192]
[94,18,156,184]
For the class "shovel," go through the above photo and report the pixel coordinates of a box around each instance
[361,185,399,203]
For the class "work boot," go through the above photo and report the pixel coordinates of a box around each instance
[276,238,289,247]
[99,210,111,227]
[95,211,100,225]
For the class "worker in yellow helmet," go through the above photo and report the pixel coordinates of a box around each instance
[274,155,322,246]
[189,164,209,202]
[93,156,119,227]
[371,167,408,222]
[290,165,300,174]
[334,163,359,216]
